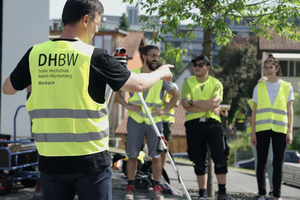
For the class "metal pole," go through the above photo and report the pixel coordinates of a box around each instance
[136,92,192,200]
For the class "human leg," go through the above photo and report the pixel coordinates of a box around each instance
[125,117,146,199]
[185,120,208,195]
[267,140,273,194]
[40,172,75,200]
[256,130,271,197]
[161,122,172,168]
[271,132,286,198]
[206,122,228,200]
[75,166,112,200]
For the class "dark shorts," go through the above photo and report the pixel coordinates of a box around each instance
[184,118,228,174]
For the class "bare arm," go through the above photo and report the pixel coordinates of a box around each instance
[2,76,18,95]
[120,65,173,93]
[251,102,257,146]
[153,88,180,115]
[115,91,141,112]
[286,100,294,145]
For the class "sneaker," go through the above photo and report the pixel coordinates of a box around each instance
[258,196,266,200]
[268,190,273,196]
[153,185,164,200]
[124,184,135,200]
[198,189,208,198]
[217,192,229,200]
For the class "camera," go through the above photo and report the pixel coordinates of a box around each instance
[114,47,128,66]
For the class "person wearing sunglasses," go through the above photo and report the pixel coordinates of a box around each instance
[181,55,229,200]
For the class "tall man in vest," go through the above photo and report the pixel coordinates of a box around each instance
[115,45,180,200]
[181,55,229,200]
[2,1,173,200]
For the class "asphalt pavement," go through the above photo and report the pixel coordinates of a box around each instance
[1,161,300,200]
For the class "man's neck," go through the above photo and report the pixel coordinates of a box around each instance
[59,25,86,43]
[196,74,209,81]
[141,64,152,73]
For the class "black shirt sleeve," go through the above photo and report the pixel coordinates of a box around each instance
[10,47,33,90]
[88,48,131,103]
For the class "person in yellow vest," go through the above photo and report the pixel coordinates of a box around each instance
[251,54,294,200]
[115,45,180,200]
[181,55,229,200]
[160,80,179,168]
[2,1,173,200]
[245,77,274,197]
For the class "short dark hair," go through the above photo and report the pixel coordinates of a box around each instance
[62,0,104,26]
[264,54,282,76]
[139,45,159,63]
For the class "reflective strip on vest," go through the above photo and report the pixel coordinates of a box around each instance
[185,76,221,122]
[255,81,290,133]
[26,40,109,156]
[127,68,163,125]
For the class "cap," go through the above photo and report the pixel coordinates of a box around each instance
[191,55,210,66]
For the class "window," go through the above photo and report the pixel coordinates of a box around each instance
[279,60,300,77]
[94,36,103,48]
[104,35,112,54]
[280,61,288,76]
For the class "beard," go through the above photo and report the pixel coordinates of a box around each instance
[146,59,157,71]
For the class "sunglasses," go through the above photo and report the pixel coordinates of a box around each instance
[193,63,205,68]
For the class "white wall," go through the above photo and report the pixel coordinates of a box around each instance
[1,0,49,137]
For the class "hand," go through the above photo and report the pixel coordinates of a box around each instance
[286,131,293,145]
[181,98,191,107]
[251,132,257,146]
[212,107,221,115]
[156,64,173,82]
[152,107,167,116]
[125,104,141,112]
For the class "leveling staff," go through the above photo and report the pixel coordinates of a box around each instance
[2,0,173,199]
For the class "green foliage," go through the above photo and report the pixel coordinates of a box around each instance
[215,36,261,123]
[123,0,300,65]
[293,83,300,117]
[287,129,300,152]
[227,133,252,166]
[159,42,184,76]
[118,13,130,31]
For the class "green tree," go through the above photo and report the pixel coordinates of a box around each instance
[118,13,130,31]
[123,0,300,64]
[216,36,261,123]
[159,42,183,76]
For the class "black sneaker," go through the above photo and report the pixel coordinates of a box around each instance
[217,192,229,200]
[198,189,208,198]
[268,190,273,196]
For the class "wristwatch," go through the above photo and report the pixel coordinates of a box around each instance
[188,99,193,106]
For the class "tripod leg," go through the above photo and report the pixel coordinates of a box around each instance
[136,92,192,200]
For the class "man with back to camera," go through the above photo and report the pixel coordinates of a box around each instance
[181,55,229,200]
[2,1,173,200]
[115,45,180,200]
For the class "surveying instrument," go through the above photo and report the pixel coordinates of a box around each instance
[106,47,192,200]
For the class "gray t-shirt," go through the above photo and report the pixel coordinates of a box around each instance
[252,79,294,105]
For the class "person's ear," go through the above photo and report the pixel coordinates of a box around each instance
[142,54,147,63]
[82,15,89,27]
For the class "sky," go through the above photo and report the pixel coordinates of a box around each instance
[50,0,138,19]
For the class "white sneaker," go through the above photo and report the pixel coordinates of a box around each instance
[258,196,266,200]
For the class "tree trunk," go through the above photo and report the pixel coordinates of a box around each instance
[203,27,215,197]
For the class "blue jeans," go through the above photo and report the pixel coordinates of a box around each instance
[40,165,112,200]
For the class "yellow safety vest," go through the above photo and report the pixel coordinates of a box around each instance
[161,92,175,123]
[246,99,254,142]
[127,68,163,125]
[26,40,109,157]
[255,81,290,134]
[185,76,221,122]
